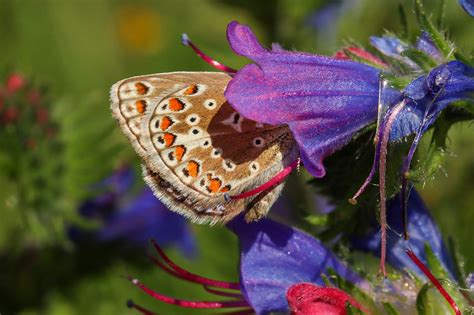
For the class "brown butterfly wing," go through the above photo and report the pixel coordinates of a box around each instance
[110,72,298,224]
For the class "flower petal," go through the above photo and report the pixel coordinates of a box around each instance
[460,0,474,16]
[287,283,366,315]
[370,35,418,69]
[416,31,443,63]
[227,216,366,314]
[225,21,380,177]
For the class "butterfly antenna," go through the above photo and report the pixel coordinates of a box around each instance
[181,33,237,74]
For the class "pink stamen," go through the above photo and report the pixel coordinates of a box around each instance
[378,100,407,277]
[182,33,237,74]
[130,278,250,309]
[406,249,461,315]
[230,160,298,200]
[148,254,184,279]
[217,309,255,315]
[203,285,246,299]
[149,254,243,298]
[127,300,157,315]
[151,240,240,290]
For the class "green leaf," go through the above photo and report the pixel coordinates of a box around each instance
[447,237,467,287]
[398,4,408,39]
[382,302,400,315]
[400,48,437,71]
[414,0,452,59]
[424,243,450,280]
[416,278,468,315]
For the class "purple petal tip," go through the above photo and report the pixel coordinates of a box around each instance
[181,33,190,46]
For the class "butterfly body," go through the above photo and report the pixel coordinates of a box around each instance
[111,72,298,224]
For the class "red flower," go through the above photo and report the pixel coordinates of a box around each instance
[287,283,368,315]
[6,73,26,94]
[2,107,19,124]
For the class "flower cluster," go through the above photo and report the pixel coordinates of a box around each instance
[0,72,64,219]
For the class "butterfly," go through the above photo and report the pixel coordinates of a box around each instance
[110,72,299,224]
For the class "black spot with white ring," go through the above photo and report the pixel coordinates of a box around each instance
[253,137,265,148]
[204,99,217,110]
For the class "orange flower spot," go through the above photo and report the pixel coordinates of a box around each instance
[160,116,173,131]
[187,161,200,178]
[168,98,185,111]
[135,100,147,114]
[135,82,149,95]
[208,178,222,193]
[184,84,198,95]
[175,145,186,162]
[163,133,176,147]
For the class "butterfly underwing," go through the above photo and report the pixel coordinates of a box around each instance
[110,72,298,224]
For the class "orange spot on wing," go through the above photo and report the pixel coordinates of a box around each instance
[187,161,200,178]
[220,185,231,193]
[163,133,176,147]
[184,84,198,95]
[135,100,147,114]
[208,178,222,193]
[135,82,149,95]
[169,98,185,111]
[160,116,173,131]
[175,145,186,162]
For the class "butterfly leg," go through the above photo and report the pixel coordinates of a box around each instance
[244,183,284,222]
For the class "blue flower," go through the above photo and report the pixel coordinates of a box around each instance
[371,35,420,69]
[460,0,474,16]
[390,60,474,141]
[69,167,195,256]
[352,189,456,279]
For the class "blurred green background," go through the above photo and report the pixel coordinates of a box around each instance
[0,0,473,314]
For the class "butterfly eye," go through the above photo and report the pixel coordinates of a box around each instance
[204,99,217,110]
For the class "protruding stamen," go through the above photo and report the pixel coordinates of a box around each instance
[230,160,298,200]
[349,106,394,205]
[203,285,246,299]
[406,249,461,315]
[151,240,240,290]
[378,100,407,277]
[129,277,250,309]
[127,300,157,315]
[181,33,237,74]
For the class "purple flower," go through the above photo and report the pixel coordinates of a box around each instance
[224,21,381,178]
[460,0,474,16]
[227,215,368,314]
[69,167,195,256]
[352,189,456,279]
